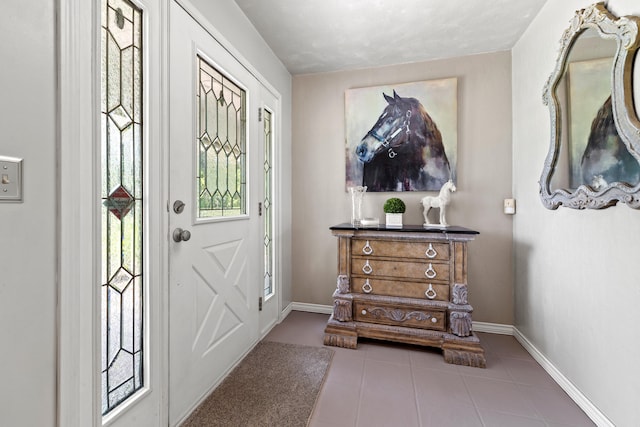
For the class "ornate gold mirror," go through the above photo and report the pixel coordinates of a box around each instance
[541,2,640,209]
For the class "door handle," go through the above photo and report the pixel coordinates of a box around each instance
[172,228,191,242]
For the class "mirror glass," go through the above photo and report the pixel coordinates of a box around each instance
[541,3,640,209]
[549,29,639,191]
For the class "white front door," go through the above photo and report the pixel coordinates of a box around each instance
[168,2,261,424]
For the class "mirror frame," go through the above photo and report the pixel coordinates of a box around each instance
[541,2,640,209]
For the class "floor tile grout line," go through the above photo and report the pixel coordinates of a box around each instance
[502,356,547,425]
[514,382,552,424]
[460,369,552,424]
[459,369,489,427]
[502,357,550,424]
[409,357,424,427]
[354,356,367,427]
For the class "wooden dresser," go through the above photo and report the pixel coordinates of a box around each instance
[324,224,486,368]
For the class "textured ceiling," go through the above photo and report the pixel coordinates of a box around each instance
[234,0,548,75]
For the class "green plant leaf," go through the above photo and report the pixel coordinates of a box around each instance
[383,197,406,213]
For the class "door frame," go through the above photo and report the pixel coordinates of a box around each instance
[58,0,282,425]
[58,0,100,423]
[57,0,169,425]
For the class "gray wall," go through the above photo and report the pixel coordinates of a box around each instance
[0,1,57,425]
[512,0,640,425]
[292,51,515,325]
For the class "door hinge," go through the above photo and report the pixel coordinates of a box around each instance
[258,296,263,311]
[258,202,262,216]
[258,107,262,122]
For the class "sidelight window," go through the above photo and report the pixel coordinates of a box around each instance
[263,108,273,298]
[100,0,144,415]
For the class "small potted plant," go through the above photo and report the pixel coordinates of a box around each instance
[383,197,406,228]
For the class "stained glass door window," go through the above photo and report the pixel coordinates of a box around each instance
[196,57,247,218]
[263,108,274,298]
[100,0,144,415]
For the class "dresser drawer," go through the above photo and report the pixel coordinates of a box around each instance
[352,258,449,282]
[354,300,446,331]
[351,277,449,301]
[351,239,449,260]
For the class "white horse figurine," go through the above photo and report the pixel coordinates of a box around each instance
[421,180,456,226]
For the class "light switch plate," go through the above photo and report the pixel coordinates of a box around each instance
[0,156,23,202]
[504,198,516,215]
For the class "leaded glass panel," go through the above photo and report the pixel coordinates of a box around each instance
[101,0,143,415]
[263,109,273,297]
[197,57,246,218]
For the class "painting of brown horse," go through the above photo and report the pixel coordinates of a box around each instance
[345,80,457,192]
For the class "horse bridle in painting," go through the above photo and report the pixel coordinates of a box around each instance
[368,109,412,159]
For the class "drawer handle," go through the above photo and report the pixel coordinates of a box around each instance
[425,284,437,300]
[425,243,437,259]
[362,260,373,275]
[361,309,367,315]
[431,318,438,323]
[362,279,373,293]
[362,240,373,255]
[425,263,436,279]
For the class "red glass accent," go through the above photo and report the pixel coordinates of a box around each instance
[104,185,135,219]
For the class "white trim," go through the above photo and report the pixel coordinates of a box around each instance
[268,92,284,334]
[281,302,294,318]
[472,321,514,335]
[513,328,613,427]
[290,302,333,315]
[275,101,284,324]
[57,0,100,425]
[158,0,170,423]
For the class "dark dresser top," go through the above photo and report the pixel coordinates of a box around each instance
[330,223,479,235]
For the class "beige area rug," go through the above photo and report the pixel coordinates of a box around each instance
[181,341,334,427]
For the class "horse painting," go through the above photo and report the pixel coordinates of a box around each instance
[580,95,640,188]
[354,91,452,191]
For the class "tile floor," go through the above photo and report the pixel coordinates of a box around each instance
[264,311,595,427]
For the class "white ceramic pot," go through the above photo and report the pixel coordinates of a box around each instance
[385,213,403,228]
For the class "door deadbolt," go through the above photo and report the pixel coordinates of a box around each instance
[173,228,191,242]
[173,200,185,214]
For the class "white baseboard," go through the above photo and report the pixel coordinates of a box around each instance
[472,321,514,335]
[512,328,612,427]
[289,302,333,314]
[281,302,294,318]
[288,302,609,426]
